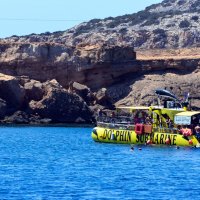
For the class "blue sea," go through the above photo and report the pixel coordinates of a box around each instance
[0,127,200,200]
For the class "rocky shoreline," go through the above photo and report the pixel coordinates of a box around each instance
[1,0,200,124]
[0,43,200,124]
[0,74,92,124]
[0,72,117,125]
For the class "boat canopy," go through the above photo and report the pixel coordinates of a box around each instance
[175,111,200,116]
[174,111,200,125]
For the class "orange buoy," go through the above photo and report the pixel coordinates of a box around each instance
[165,138,171,145]
[189,139,193,145]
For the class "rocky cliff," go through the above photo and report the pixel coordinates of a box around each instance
[0,42,136,89]
[2,0,200,49]
[0,0,200,124]
[0,41,200,125]
[0,74,95,124]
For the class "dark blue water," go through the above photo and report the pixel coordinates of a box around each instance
[0,127,200,200]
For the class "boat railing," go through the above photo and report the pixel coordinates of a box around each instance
[153,127,181,134]
[97,116,134,123]
[96,116,185,134]
[97,116,135,130]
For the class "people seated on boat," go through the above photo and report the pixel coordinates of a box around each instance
[138,111,143,119]
[140,117,145,124]
[165,116,172,128]
[177,125,182,134]
[110,111,115,118]
[145,116,152,125]
[140,111,147,124]
[157,115,162,127]
[134,113,140,124]
[139,111,145,123]
[195,125,200,142]
[181,125,192,140]
[109,111,116,124]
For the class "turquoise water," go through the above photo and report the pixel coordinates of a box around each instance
[0,127,200,200]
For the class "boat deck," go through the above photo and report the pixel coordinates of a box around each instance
[97,116,181,134]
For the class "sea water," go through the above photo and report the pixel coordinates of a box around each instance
[0,127,199,200]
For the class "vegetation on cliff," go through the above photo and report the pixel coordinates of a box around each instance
[2,0,200,49]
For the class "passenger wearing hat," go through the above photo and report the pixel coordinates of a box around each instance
[195,125,200,142]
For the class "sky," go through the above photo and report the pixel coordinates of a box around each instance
[0,0,162,38]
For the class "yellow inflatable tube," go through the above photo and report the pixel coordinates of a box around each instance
[92,127,199,147]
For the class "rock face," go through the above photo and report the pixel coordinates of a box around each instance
[71,82,95,105]
[0,0,200,124]
[95,88,113,108]
[2,0,200,49]
[29,80,93,123]
[0,41,200,124]
[113,71,200,110]
[0,99,8,118]
[24,80,44,102]
[0,74,94,124]
[0,43,136,89]
[0,74,25,111]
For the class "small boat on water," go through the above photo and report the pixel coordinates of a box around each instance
[91,89,200,147]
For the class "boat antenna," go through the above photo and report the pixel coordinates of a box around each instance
[182,92,190,110]
[157,95,161,106]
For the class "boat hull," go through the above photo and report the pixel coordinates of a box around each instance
[92,127,199,147]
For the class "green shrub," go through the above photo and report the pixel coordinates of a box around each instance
[179,20,190,28]
[191,16,199,21]
[153,28,166,35]
[119,28,128,34]
[177,0,186,6]
[89,19,101,24]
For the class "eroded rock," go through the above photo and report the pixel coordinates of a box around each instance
[95,88,114,109]
[72,82,95,104]
[3,111,29,124]
[0,73,25,110]
[0,98,8,119]
[29,80,94,123]
[24,79,44,101]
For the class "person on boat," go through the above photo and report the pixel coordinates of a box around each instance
[157,115,162,127]
[177,125,182,134]
[165,116,172,128]
[138,111,144,123]
[195,125,200,142]
[145,116,152,125]
[109,111,116,124]
[181,126,192,141]
[130,111,135,124]
[134,113,139,124]
[110,132,116,140]
[142,112,147,124]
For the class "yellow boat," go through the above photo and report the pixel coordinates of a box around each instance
[92,89,200,147]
